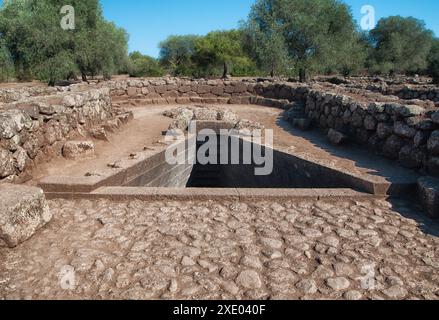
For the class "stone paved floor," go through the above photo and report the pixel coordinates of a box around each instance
[0,198,438,300]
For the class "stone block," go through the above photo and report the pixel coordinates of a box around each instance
[0,184,52,248]
[418,177,439,218]
[62,141,95,160]
[328,129,347,145]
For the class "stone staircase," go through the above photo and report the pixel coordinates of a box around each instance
[284,102,311,130]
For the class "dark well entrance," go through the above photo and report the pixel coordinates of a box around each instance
[186,134,354,189]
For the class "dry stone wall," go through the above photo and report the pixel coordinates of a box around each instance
[304,89,439,175]
[106,77,439,176]
[342,80,439,104]
[0,88,116,183]
[0,86,66,103]
[1,77,439,182]
[104,78,308,108]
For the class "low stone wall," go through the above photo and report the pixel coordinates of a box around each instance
[388,85,439,103]
[2,77,439,181]
[104,77,439,176]
[0,88,116,183]
[105,78,309,108]
[305,89,439,175]
[344,82,439,104]
[0,86,65,103]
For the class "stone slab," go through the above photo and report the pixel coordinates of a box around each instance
[0,184,52,248]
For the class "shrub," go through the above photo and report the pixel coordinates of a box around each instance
[128,52,164,77]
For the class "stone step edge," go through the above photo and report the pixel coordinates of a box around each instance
[44,187,378,202]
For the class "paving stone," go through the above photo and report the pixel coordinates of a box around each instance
[0,197,437,300]
[344,290,363,300]
[296,279,318,295]
[326,277,351,291]
[235,270,262,289]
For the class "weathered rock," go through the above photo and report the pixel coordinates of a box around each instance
[61,95,77,107]
[432,111,439,125]
[326,277,350,291]
[13,146,29,172]
[296,279,317,294]
[168,108,194,131]
[344,291,362,300]
[0,149,15,178]
[364,116,377,131]
[235,270,262,289]
[428,157,439,175]
[383,135,404,159]
[62,141,95,160]
[427,131,439,156]
[382,286,408,299]
[394,122,417,139]
[193,108,218,121]
[328,129,347,145]
[377,123,393,139]
[90,127,109,141]
[399,145,424,169]
[0,111,32,139]
[217,109,238,126]
[414,131,430,148]
[418,177,439,218]
[394,105,425,118]
[0,184,52,248]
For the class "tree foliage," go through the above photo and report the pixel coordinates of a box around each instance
[428,39,439,84]
[0,0,438,83]
[128,51,164,77]
[0,0,129,85]
[369,16,434,75]
[0,38,15,81]
[192,30,257,78]
[241,14,291,77]
[159,35,199,76]
[245,0,363,81]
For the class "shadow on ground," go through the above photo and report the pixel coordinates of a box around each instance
[275,115,439,237]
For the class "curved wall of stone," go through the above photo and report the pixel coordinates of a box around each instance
[1,77,438,183]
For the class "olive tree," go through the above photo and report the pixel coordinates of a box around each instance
[369,16,434,75]
[245,0,362,81]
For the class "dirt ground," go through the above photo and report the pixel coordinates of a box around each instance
[2,103,438,301]
[29,104,419,187]
[1,197,438,300]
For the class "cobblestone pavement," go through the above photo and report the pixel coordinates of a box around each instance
[0,198,438,300]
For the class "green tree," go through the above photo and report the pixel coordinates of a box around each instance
[241,17,291,77]
[370,16,434,75]
[128,51,164,77]
[0,0,129,84]
[0,38,15,81]
[428,39,439,84]
[246,0,362,82]
[70,0,128,81]
[159,35,199,76]
[192,30,255,78]
[0,0,36,80]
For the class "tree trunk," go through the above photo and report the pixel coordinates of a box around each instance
[222,62,228,79]
[81,72,87,82]
[299,68,307,83]
[270,67,274,78]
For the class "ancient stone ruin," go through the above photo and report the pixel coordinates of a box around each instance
[0,76,438,300]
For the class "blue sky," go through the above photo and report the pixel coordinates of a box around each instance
[0,0,437,57]
[101,0,439,57]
